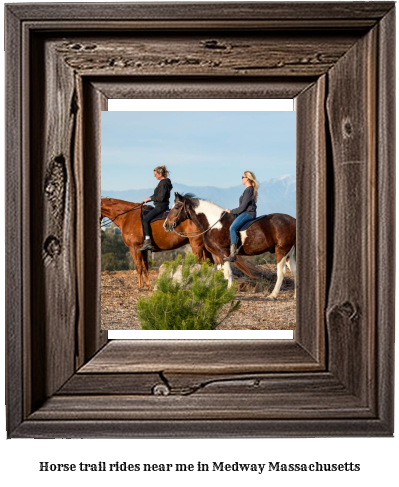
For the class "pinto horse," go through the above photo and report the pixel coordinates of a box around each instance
[164,193,296,300]
[101,197,214,289]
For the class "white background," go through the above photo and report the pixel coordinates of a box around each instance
[1,1,397,485]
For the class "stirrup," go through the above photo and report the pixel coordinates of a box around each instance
[224,244,237,262]
[224,254,237,262]
[139,240,153,252]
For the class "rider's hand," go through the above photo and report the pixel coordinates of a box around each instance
[225,209,231,213]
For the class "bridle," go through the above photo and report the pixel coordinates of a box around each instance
[170,199,227,238]
[100,201,144,228]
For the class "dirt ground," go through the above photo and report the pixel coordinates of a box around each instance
[101,264,296,331]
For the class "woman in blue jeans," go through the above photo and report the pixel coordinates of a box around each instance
[224,171,258,262]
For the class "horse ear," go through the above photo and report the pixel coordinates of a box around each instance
[175,192,183,202]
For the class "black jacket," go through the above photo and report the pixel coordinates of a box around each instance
[150,178,173,208]
[231,186,257,218]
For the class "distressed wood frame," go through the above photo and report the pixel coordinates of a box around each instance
[5,2,395,438]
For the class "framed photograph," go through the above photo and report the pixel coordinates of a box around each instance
[5,2,395,437]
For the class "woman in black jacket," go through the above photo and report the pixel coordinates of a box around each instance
[139,165,173,251]
[224,171,258,262]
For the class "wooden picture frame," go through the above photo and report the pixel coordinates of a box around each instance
[5,2,395,438]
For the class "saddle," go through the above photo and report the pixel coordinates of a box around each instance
[140,205,170,223]
[239,214,268,232]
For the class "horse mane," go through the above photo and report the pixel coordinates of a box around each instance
[179,193,226,212]
[180,193,200,209]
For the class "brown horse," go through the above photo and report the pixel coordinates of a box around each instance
[164,193,296,299]
[101,197,214,289]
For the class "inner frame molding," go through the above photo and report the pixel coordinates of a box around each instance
[5,2,395,437]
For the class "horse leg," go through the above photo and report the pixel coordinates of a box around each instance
[216,249,233,287]
[190,236,213,263]
[268,248,289,300]
[130,246,144,288]
[285,246,296,298]
[220,260,233,287]
[141,251,151,290]
[214,255,222,266]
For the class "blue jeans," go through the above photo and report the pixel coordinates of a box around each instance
[229,213,254,245]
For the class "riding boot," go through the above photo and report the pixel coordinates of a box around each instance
[224,243,237,262]
[139,237,154,252]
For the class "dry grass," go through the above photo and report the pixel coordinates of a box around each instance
[101,264,296,331]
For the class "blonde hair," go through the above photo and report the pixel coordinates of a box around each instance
[244,171,259,202]
[153,165,170,178]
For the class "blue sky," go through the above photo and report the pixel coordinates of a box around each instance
[101,111,295,190]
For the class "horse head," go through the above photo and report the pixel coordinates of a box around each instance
[164,192,194,231]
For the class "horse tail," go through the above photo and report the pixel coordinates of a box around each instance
[234,255,273,280]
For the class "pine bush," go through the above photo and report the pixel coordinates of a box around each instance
[137,253,241,330]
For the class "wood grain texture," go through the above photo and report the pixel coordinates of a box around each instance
[58,372,163,396]
[33,371,374,422]
[7,2,394,22]
[30,37,78,408]
[325,26,376,404]
[5,5,24,436]
[79,340,320,374]
[29,393,371,421]
[80,81,108,364]
[61,371,357,398]
[5,2,395,438]
[295,76,326,363]
[53,33,360,78]
[13,418,391,439]
[91,78,311,99]
[375,7,395,432]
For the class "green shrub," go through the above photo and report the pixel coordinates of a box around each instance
[137,253,240,330]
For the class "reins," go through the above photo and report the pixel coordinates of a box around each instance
[100,202,144,227]
[171,200,227,238]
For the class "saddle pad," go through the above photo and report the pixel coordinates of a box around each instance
[239,214,268,232]
[141,205,170,223]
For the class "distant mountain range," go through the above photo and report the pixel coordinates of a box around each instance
[102,174,296,218]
